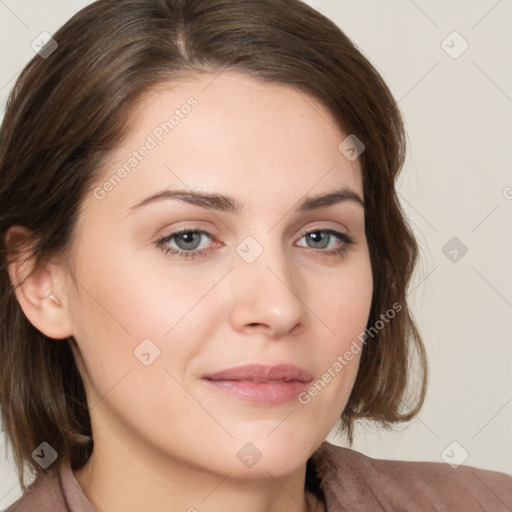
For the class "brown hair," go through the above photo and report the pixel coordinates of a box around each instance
[0,0,427,490]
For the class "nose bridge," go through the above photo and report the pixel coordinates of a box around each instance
[228,232,307,337]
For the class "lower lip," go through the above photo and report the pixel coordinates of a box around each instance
[202,379,311,406]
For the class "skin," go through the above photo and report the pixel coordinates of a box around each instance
[8,71,373,512]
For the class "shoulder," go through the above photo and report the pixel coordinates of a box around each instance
[3,470,67,512]
[311,441,512,511]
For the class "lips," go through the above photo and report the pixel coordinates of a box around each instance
[201,364,314,406]
[202,363,314,383]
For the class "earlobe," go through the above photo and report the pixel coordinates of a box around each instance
[5,226,74,340]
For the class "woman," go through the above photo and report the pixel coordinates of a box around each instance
[0,1,510,511]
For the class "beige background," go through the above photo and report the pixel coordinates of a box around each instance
[1,0,511,507]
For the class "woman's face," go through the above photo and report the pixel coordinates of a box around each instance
[64,71,373,479]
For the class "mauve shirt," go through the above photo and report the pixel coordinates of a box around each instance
[5,441,512,511]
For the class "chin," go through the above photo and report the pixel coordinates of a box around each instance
[214,429,321,479]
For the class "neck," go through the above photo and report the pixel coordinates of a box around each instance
[74,434,322,512]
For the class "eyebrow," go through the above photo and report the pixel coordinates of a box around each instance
[128,186,364,215]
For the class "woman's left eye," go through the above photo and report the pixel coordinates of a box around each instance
[296,229,354,256]
[155,228,354,260]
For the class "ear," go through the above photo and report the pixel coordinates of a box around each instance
[5,225,74,339]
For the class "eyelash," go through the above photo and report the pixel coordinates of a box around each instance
[155,227,355,261]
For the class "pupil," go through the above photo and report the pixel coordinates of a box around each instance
[178,232,200,249]
[308,231,328,249]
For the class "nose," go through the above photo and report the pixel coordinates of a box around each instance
[228,242,308,339]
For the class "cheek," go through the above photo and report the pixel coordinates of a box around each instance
[294,251,372,420]
[305,256,373,398]
[319,251,373,346]
[67,244,223,404]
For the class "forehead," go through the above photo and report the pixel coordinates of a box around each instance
[85,71,363,218]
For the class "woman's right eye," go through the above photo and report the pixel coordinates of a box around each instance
[155,229,217,259]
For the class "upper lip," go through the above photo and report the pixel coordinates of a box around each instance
[202,364,314,383]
